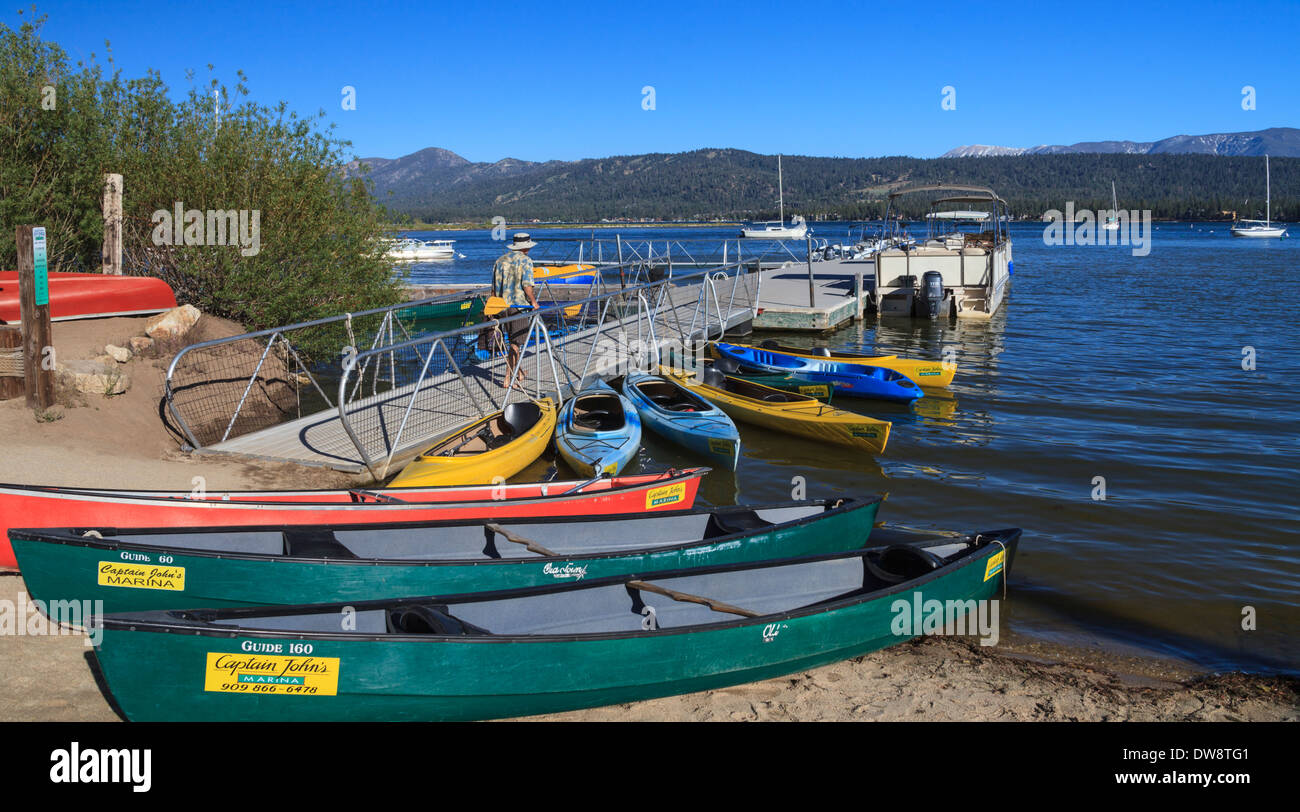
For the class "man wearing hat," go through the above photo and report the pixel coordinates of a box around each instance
[491,233,540,382]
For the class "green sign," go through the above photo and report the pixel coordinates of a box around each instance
[32,227,48,307]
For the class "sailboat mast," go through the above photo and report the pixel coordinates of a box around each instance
[1112,181,1117,212]
[1266,155,1271,227]
[778,154,784,225]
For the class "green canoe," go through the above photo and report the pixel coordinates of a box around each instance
[91,527,1019,721]
[395,294,485,330]
[10,498,879,613]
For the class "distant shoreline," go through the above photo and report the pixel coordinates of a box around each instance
[387,222,743,231]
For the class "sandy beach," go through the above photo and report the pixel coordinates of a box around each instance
[1,315,1296,722]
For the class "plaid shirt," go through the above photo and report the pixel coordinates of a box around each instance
[492,250,535,308]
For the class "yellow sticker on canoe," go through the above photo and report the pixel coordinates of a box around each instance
[645,482,686,509]
[798,385,830,397]
[459,301,471,310]
[849,425,880,438]
[983,550,1006,582]
[708,438,734,456]
[204,652,340,696]
[98,561,185,591]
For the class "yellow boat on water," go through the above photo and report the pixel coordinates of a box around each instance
[532,263,597,283]
[728,340,957,388]
[388,398,556,487]
[664,367,890,455]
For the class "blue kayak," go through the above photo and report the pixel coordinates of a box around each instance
[620,371,740,471]
[555,380,642,477]
[710,342,923,403]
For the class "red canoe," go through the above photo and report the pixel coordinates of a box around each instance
[0,468,707,570]
[0,272,177,324]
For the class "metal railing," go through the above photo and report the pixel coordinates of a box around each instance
[337,260,759,479]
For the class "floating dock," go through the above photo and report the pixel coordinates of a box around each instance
[752,259,875,332]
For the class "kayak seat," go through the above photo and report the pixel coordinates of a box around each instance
[704,509,771,538]
[388,605,491,636]
[713,357,742,375]
[865,545,946,584]
[502,401,542,437]
[283,529,359,559]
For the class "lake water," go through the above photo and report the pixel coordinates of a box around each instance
[395,222,1300,675]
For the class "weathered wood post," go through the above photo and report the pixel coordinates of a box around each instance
[17,225,55,409]
[101,173,123,275]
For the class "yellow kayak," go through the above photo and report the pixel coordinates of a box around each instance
[532,264,597,283]
[734,340,956,388]
[664,368,889,455]
[388,398,557,487]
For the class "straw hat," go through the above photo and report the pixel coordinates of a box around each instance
[508,233,537,250]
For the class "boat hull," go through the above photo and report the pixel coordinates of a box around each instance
[622,373,740,470]
[91,528,1016,721]
[710,343,923,403]
[554,382,642,477]
[740,342,956,388]
[666,370,889,455]
[388,399,557,487]
[0,272,176,324]
[0,470,707,570]
[13,499,880,612]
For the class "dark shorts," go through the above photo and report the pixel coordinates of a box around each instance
[503,307,532,345]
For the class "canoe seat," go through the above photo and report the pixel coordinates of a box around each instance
[283,529,359,559]
[503,401,543,436]
[704,509,771,538]
[865,545,945,584]
[713,356,742,375]
[388,605,491,636]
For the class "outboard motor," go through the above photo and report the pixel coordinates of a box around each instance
[920,271,945,319]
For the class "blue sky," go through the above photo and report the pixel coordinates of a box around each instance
[9,0,1299,163]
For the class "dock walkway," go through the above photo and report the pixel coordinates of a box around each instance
[753,259,876,332]
[197,274,758,478]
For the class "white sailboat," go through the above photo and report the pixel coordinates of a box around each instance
[1102,181,1121,231]
[1231,155,1288,238]
[740,155,808,239]
[385,238,457,260]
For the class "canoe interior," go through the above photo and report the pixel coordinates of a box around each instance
[38,503,833,562]
[568,392,627,433]
[697,368,809,404]
[420,402,543,458]
[625,376,713,413]
[148,532,1007,639]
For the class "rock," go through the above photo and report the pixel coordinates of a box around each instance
[58,360,130,396]
[34,405,65,423]
[128,336,154,353]
[145,304,201,340]
[104,344,132,363]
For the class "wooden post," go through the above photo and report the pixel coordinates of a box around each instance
[0,327,22,401]
[101,173,123,275]
[17,226,54,410]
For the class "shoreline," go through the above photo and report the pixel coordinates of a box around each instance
[0,315,1295,722]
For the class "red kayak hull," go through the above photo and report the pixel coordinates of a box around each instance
[0,469,707,570]
[0,272,177,324]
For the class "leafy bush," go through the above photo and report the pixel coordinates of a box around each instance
[0,13,404,338]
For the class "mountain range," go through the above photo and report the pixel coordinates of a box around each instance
[346,130,1299,222]
[942,127,1300,158]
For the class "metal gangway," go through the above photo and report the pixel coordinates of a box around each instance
[164,259,761,479]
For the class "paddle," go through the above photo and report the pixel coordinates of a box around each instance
[483,521,760,619]
[349,489,409,504]
[560,472,610,496]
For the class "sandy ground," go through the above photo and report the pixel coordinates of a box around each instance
[1,316,1296,722]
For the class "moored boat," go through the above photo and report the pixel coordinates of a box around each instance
[710,342,923,403]
[0,469,708,570]
[554,380,642,477]
[387,399,556,487]
[742,339,956,387]
[12,497,881,612]
[664,365,890,455]
[88,526,1019,721]
[619,372,740,470]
